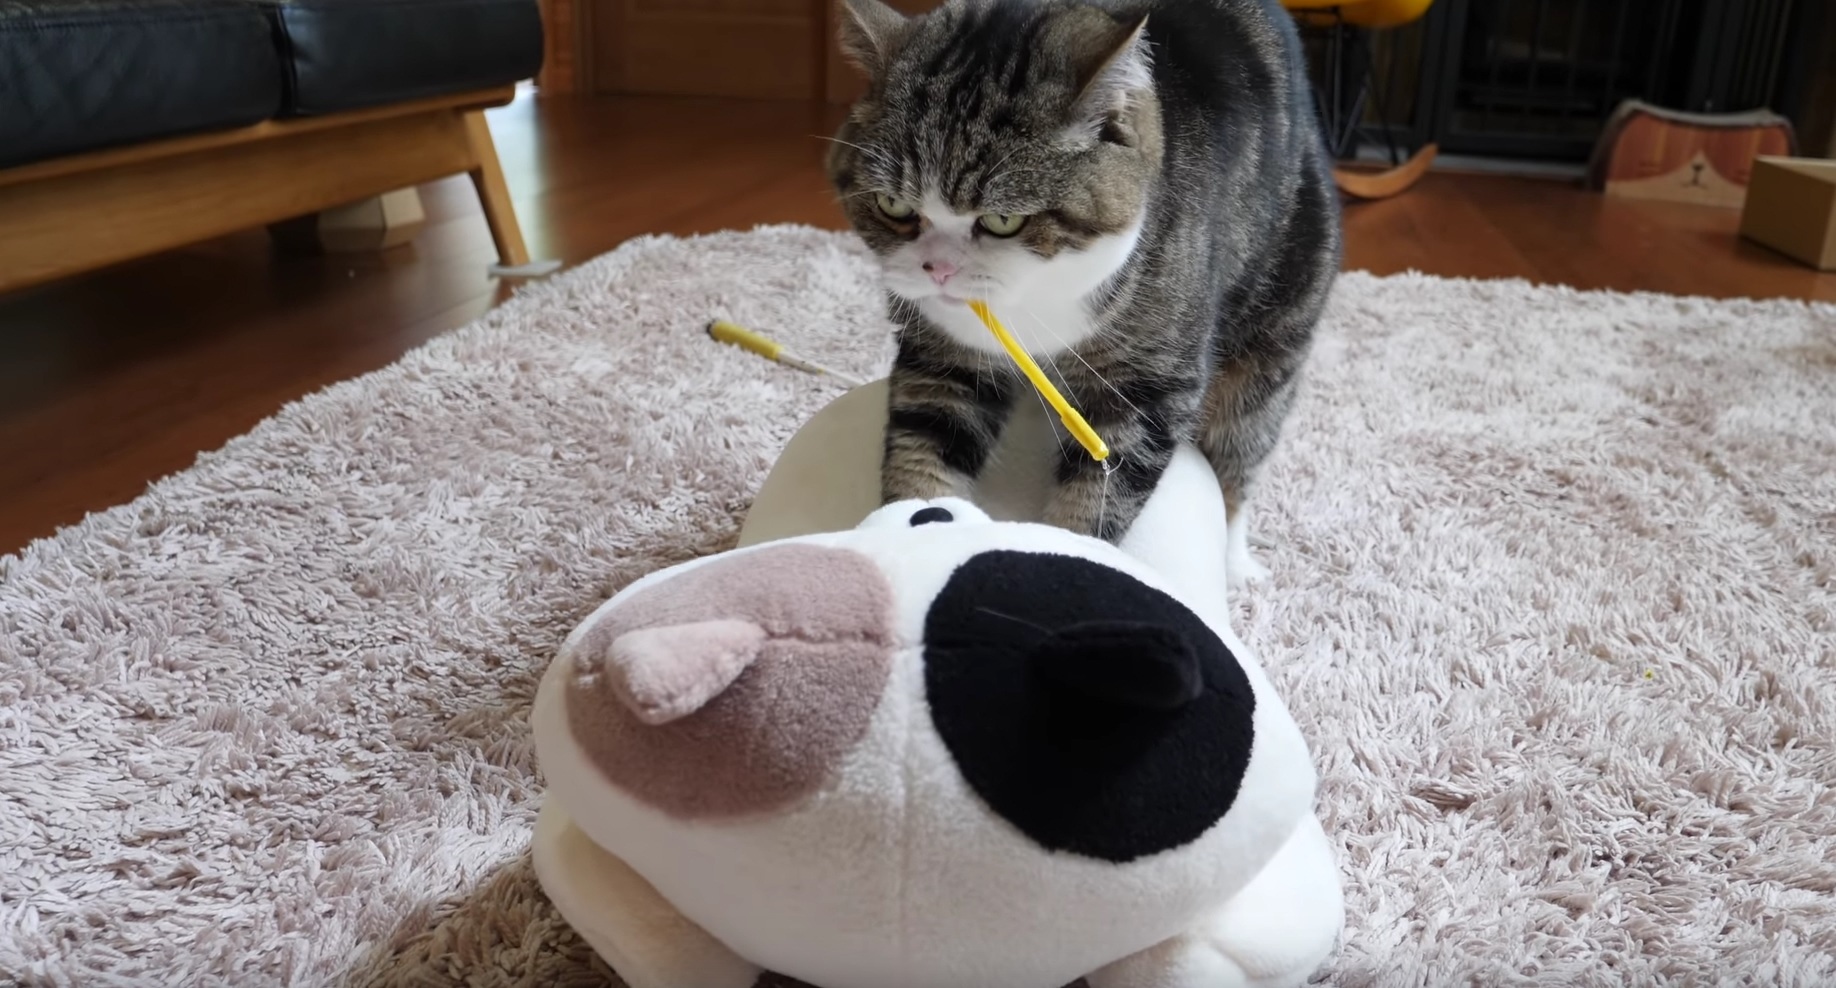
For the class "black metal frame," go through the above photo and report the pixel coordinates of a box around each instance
[1770,1,1836,155]
[1311,0,1805,164]
[1302,8,1428,166]
[1680,0,1798,113]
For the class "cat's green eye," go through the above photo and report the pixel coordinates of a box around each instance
[875,194,917,220]
[977,213,1028,237]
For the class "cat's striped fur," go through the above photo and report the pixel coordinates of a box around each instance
[828,0,1340,560]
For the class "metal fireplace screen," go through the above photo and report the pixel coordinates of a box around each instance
[1315,0,1800,162]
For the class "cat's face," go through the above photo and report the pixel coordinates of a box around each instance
[827,0,1162,330]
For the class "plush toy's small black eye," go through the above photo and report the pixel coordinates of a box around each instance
[909,507,954,526]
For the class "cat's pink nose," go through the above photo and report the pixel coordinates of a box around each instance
[922,260,958,286]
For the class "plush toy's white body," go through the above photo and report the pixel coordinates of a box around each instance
[531,382,1344,988]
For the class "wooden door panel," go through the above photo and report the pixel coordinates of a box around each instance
[593,0,821,99]
[638,0,808,14]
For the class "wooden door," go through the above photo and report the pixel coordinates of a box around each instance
[564,0,944,102]
[590,0,826,99]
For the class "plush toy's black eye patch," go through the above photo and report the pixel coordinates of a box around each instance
[909,506,954,526]
[923,550,1255,863]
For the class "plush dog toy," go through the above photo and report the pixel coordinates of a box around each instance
[530,382,1343,988]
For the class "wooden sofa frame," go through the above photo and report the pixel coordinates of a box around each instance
[0,86,530,295]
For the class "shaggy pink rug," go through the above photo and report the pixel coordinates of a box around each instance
[2,225,1833,987]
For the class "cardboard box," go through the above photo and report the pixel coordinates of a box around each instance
[1739,157,1836,271]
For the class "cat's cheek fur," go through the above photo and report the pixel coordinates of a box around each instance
[905,217,1144,358]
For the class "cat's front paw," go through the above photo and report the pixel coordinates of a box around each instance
[880,472,965,508]
[1041,497,1108,542]
[1224,543,1271,588]
[1224,505,1270,587]
[1042,478,1149,544]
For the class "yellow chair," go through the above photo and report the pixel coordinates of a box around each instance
[1282,0,1438,199]
[1285,0,1433,31]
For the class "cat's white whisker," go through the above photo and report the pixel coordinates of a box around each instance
[1098,458,1112,536]
[1017,299,1143,419]
[977,277,1061,443]
[1032,343,1080,444]
[977,144,1030,196]
[812,135,891,163]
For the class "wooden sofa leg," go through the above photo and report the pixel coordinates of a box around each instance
[461,109,538,270]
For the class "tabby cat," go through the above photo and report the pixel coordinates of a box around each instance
[827,0,1340,581]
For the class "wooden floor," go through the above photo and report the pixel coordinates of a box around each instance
[3,90,1833,557]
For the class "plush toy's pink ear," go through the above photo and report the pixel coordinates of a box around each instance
[595,619,767,725]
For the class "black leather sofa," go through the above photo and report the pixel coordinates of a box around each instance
[0,0,546,292]
[1,0,544,169]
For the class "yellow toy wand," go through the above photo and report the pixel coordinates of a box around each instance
[707,319,867,388]
[967,300,1110,463]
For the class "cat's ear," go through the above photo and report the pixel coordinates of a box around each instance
[1058,10,1153,144]
[837,0,911,78]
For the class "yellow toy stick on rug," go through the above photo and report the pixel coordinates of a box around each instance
[707,320,866,389]
[967,300,1109,463]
